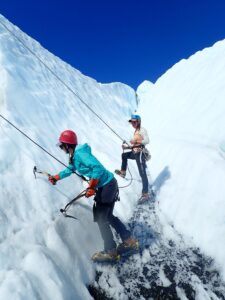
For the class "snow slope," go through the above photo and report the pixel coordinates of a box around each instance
[0,15,138,300]
[1,12,225,300]
[137,39,225,281]
[91,191,225,299]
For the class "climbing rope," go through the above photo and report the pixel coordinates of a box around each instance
[0,19,136,188]
[0,112,135,188]
[0,114,87,181]
[0,19,125,143]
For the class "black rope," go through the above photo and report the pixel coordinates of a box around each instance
[0,114,134,188]
[0,19,135,188]
[0,114,87,181]
[0,19,125,143]
[118,166,133,189]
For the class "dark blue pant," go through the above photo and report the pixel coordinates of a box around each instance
[121,151,149,194]
[93,178,131,251]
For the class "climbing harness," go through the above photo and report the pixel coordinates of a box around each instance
[118,141,151,189]
[142,148,151,161]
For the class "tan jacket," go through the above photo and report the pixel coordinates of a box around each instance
[130,127,149,146]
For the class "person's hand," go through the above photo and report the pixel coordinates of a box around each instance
[85,188,96,198]
[85,178,99,198]
[122,143,129,150]
[48,174,60,185]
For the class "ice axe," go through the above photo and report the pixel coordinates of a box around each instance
[60,190,86,220]
[33,166,51,179]
[33,166,85,221]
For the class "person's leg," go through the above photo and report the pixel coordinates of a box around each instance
[92,199,121,262]
[109,214,131,241]
[99,179,138,252]
[94,202,117,251]
[98,178,131,241]
[121,151,135,172]
[105,201,138,253]
[94,178,138,257]
[93,179,119,251]
[135,152,149,194]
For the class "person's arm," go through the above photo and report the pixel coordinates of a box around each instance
[140,128,149,145]
[76,151,104,180]
[76,151,104,197]
[48,164,74,185]
[58,164,74,179]
[85,178,99,197]
[122,140,132,150]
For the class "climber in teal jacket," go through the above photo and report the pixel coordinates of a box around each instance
[48,130,138,263]
[58,143,114,188]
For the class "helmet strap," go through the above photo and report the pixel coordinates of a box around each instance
[136,121,141,130]
[68,145,75,164]
[62,144,69,154]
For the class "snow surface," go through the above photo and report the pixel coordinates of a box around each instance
[137,39,225,281]
[91,191,225,299]
[1,12,225,300]
[0,15,139,300]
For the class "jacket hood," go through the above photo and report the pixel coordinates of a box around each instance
[75,143,91,154]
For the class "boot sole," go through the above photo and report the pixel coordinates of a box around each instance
[115,170,126,178]
[117,241,139,255]
[92,254,121,264]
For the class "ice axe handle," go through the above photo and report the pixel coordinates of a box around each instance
[33,166,37,179]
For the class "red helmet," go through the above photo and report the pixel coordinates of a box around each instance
[59,130,77,145]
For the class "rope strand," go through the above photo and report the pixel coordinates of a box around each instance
[0,114,87,181]
[0,20,125,143]
[0,19,135,188]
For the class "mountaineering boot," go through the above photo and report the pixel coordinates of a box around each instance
[91,248,120,263]
[138,193,150,204]
[117,237,139,255]
[115,169,126,178]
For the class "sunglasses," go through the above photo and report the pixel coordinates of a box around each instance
[131,120,138,124]
[57,142,65,149]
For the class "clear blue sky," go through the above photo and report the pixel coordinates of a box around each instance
[1,0,225,89]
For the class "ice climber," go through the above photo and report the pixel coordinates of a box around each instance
[115,114,151,203]
[48,129,139,263]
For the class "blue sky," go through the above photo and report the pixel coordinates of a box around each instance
[1,0,225,89]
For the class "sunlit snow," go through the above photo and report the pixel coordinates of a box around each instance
[1,13,225,300]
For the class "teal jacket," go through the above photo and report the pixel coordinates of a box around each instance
[58,143,114,187]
